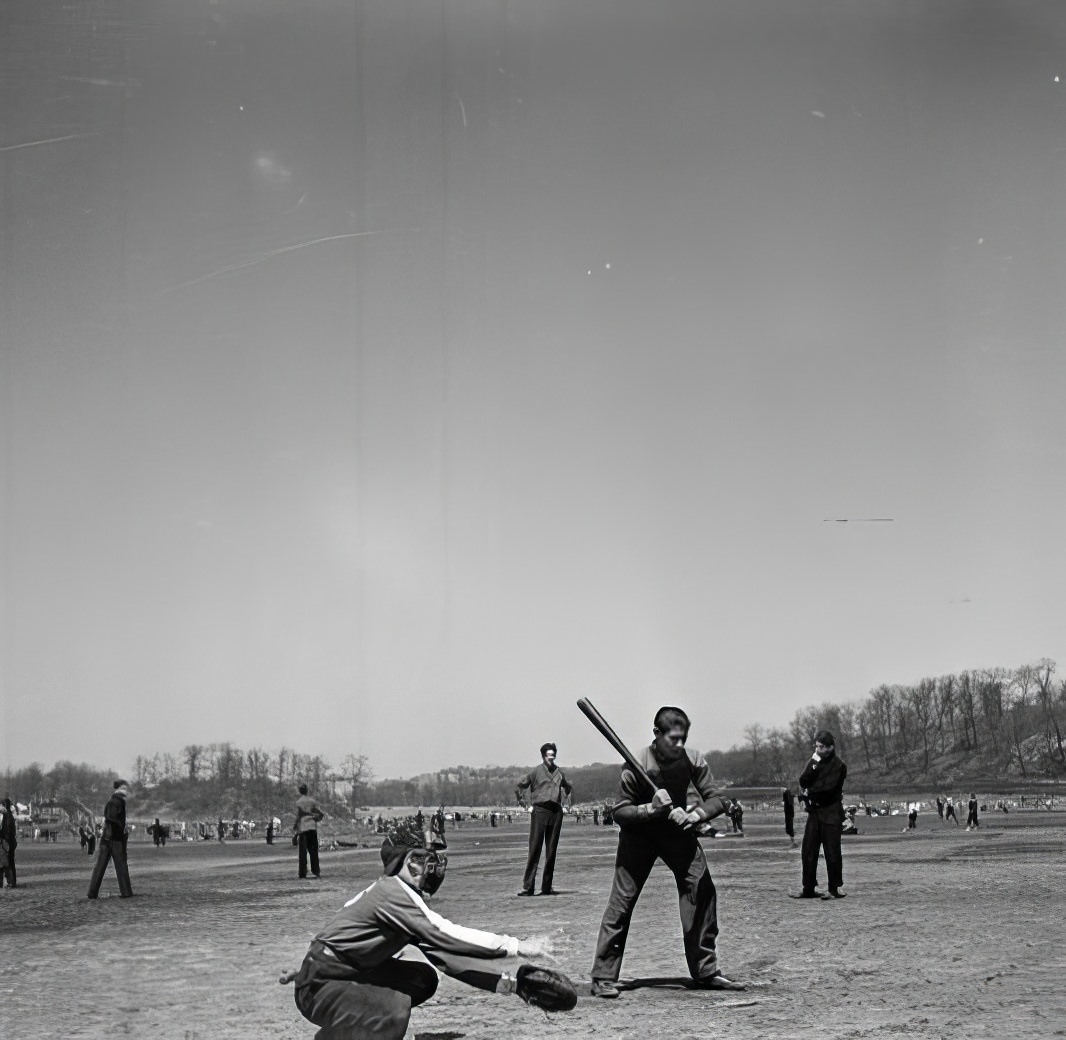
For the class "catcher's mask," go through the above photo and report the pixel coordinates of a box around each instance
[407,848,448,894]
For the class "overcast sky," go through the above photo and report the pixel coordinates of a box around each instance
[3,0,1064,781]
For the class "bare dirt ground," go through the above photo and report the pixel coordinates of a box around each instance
[2,811,1064,1040]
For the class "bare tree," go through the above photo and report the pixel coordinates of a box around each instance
[742,723,764,770]
[183,744,203,782]
[340,754,373,808]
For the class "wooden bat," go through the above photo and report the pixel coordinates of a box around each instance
[576,697,663,800]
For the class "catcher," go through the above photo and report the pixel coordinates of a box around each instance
[281,823,576,1038]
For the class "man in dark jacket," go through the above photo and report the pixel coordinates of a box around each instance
[514,742,573,896]
[1,797,18,888]
[87,780,134,899]
[782,788,797,848]
[589,706,745,998]
[794,730,847,900]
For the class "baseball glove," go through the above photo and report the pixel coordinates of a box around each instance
[516,964,578,1012]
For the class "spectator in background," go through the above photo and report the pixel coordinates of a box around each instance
[966,793,980,830]
[728,798,744,835]
[1,797,18,888]
[87,780,133,899]
[782,788,797,848]
[295,783,325,880]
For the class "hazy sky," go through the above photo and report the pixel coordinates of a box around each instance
[3,0,1064,780]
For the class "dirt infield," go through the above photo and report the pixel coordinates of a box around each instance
[2,812,1064,1039]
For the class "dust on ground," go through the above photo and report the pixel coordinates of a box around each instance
[2,811,1064,1039]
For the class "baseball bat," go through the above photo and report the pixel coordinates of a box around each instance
[576,697,663,799]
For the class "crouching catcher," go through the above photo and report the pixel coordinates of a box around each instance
[281,823,576,1038]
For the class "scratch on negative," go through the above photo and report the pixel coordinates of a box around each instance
[454,93,467,127]
[0,132,99,152]
[157,229,420,296]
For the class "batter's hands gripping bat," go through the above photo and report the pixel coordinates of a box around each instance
[576,697,664,801]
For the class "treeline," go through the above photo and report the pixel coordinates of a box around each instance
[5,659,1062,814]
[1,744,373,820]
[712,658,1065,786]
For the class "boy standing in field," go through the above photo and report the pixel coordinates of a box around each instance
[514,741,573,896]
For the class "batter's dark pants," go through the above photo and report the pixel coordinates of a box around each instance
[966,809,978,827]
[784,811,795,839]
[87,837,133,898]
[1,851,15,888]
[591,824,720,983]
[295,940,502,1039]
[299,830,321,878]
[521,805,563,893]
[801,811,843,893]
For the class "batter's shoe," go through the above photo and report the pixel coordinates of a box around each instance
[590,979,620,999]
[826,888,846,899]
[789,889,821,899]
[515,964,578,1012]
[692,971,746,991]
[516,889,535,897]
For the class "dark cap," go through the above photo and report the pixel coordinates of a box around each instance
[113,779,130,790]
[814,730,835,747]
[654,705,691,732]
[380,820,426,875]
[540,742,557,757]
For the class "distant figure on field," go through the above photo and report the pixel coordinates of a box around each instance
[217,817,226,843]
[966,793,979,830]
[430,806,446,848]
[589,705,745,998]
[150,818,166,847]
[783,788,797,848]
[907,804,918,830]
[515,742,573,896]
[295,784,324,879]
[87,780,133,899]
[935,796,944,820]
[793,730,848,899]
[728,798,744,835]
[945,797,960,826]
[266,817,275,845]
[1,797,18,888]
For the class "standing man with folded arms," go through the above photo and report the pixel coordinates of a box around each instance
[295,783,325,880]
[515,742,573,896]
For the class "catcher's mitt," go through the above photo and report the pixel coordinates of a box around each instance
[516,964,578,1012]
